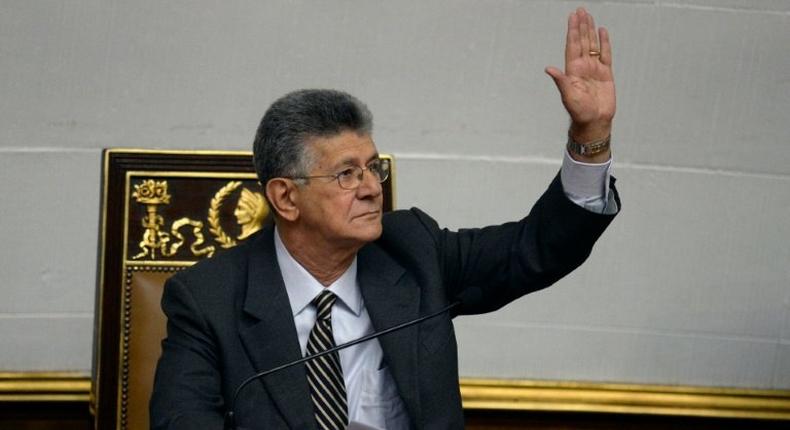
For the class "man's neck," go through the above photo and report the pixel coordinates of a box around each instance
[276,225,360,286]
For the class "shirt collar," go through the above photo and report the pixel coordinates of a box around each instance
[274,226,363,317]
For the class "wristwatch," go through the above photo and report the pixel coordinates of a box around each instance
[566,134,611,157]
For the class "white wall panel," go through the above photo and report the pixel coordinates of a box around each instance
[0,0,788,390]
[774,343,790,387]
[397,157,790,388]
[507,166,788,340]
[0,316,92,370]
[0,151,99,314]
[455,321,779,388]
[613,4,790,174]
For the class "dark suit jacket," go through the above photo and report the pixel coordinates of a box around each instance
[150,174,619,429]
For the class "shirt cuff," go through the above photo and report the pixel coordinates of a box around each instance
[560,149,613,214]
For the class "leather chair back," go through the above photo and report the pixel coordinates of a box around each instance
[91,149,395,430]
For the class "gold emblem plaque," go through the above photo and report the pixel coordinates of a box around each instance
[124,172,267,263]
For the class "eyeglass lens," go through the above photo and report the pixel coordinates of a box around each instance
[338,159,389,189]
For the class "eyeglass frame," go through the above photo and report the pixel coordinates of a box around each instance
[284,157,391,190]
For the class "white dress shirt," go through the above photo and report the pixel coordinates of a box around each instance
[561,149,616,214]
[275,230,409,429]
[273,151,613,429]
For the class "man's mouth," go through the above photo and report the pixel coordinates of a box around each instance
[355,210,381,219]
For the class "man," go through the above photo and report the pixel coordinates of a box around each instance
[151,7,619,429]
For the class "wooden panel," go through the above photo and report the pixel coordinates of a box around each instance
[464,410,790,430]
[0,372,91,430]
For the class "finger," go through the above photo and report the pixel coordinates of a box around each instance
[599,27,613,66]
[588,12,599,53]
[565,11,580,67]
[578,8,591,57]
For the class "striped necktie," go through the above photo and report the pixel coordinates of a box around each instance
[305,290,349,430]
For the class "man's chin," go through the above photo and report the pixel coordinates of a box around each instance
[368,225,383,241]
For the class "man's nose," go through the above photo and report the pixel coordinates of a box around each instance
[356,168,382,198]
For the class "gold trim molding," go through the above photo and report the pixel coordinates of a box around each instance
[2,372,789,420]
[0,372,90,402]
[460,378,790,420]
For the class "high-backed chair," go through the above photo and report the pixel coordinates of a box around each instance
[91,149,395,430]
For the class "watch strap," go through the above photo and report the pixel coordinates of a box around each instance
[567,134,611,157]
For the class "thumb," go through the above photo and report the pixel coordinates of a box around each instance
[544,66,567,90]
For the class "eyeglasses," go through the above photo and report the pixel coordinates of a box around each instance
[288,158,390,190]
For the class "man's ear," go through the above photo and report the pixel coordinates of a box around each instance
[265,178,300,222]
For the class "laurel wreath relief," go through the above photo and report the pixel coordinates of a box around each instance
[132,179,263,260]
[208,180,242,249]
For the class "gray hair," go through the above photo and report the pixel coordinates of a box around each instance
[252,89,373,192]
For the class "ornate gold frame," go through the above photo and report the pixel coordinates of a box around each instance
[459,378,790,420]
[3,372,789,420]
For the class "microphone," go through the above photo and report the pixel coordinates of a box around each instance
[224,287,481,430]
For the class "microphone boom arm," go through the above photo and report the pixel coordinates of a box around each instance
[225,300,460,429]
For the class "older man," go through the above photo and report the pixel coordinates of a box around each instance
[151,7,619,430]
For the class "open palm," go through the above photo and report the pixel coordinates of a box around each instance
[546,8,616,134]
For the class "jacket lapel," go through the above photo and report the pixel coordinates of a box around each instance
[237,226,316,430]
[357,243,422,426]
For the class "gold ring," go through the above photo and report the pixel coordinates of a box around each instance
[589,50,601,56]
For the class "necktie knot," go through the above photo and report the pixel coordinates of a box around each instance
[313,290,336,321]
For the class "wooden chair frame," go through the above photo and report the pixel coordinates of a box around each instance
[90,148,395,429]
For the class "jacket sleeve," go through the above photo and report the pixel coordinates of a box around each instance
[149,275,226,430]
[419,172,620,315]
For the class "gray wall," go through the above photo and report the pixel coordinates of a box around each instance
[1,1,788,390]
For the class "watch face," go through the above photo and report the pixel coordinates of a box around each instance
[568,141,584,156]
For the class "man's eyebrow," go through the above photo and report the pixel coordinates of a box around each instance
[333,153,380,169]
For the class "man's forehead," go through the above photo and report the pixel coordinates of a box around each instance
[309,132,378,166]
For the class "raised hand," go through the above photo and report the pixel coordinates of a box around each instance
[545,8,616,150]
